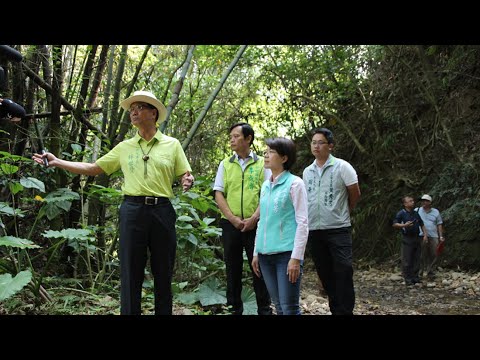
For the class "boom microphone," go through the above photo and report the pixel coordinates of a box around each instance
[0,98,26,119]
[0,45,23,63]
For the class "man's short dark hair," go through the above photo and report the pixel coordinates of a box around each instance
[402,195,414,204]
[230,122,254,146]
[311,127,334,144]
[266,137,297,170]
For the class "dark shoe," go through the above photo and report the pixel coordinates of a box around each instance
[413,277,421,284]
[405,280,415,286]
[257,305,273,315]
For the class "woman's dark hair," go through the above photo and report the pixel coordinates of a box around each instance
[265,137,297,170]
[229,122,254,146]
[311,127,334,144]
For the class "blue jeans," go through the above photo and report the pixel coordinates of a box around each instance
[258,252,302,315]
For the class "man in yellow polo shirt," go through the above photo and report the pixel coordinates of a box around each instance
[33,90,194,315]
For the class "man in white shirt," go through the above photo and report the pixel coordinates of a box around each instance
[417,194,445,279]
[303,128,361,315]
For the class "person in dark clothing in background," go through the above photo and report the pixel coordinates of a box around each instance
[393,195,428,286]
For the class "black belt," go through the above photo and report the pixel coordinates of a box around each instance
[123,195,169,205]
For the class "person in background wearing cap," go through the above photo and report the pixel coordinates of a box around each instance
[392,195,428,286]
[213,122,272,315]
[416,194,445,280]
[303,127,361,315]
[33,90,195,315]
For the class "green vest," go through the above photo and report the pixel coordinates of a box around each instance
[223,153,265,219]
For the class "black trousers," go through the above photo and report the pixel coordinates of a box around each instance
[401,234,422,283]
[308,227,355,315]
[119,199,177,315]
[220,219,272,315]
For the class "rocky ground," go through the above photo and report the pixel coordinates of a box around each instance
[3,260,478,315]
[300,261,480,315]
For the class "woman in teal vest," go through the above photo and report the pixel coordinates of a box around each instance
[252,137,309,315]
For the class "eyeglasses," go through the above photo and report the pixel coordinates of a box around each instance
[128,104,152,113]
[311,140,328,146]
[263,149,278,157]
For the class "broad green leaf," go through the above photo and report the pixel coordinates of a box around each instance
[187,233,198,245]
[43,228,92,240]
[0,151,30,161]
[202,217,216,226]
[175,291,199,305]
[203,227,222,237]
[71,144,82,153]
[20,177,45,193]
[55,200,72,212]
[1,163,19,175]
[44,203,63,220]
[67,238,96,253]
[178,215,194,222]
[197,278,227,306]
[0,270,32,301]
[184,192,200,199]
[0,236,41,249]
[44,188,80,203]
[172,281,188,295]
[191,198,210,213]
[0,202,25,217]
[241,287,258,315]
[9,182,23,195]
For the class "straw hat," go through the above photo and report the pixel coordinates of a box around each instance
[120,90,167,123]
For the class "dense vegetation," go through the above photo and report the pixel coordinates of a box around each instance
[1,45,479,313]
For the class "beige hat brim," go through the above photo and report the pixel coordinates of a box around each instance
[120,93,167,123]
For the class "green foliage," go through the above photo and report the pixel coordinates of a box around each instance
[197,278,227,306]
[0,202,25,217]
[0,270,32,301]
[175,278,257,315]
[334,45,480,268]
[172,176,224,287]
[0,236,41,249]
[19,177,45,193]
[42,228,96,253]
[84,184,123,204]
[1,275,121,315]
[176,277,226,307]
[240,286,258,315]
[0,163,19,175]
[40,188,80,220]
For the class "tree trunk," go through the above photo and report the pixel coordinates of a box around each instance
[182,45,247,150]
[160,45,196,133]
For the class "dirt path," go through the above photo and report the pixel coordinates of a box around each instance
[300,262,480,315]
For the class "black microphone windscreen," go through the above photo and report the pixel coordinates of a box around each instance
[1,99,26,118]
[0,45,23,63]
